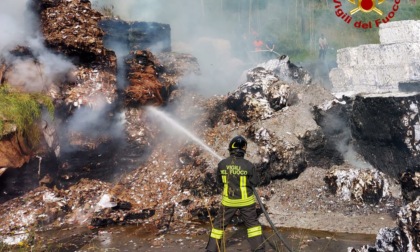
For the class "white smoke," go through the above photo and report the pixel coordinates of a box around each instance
[0,0,75,92]
[91,0,249,96]
[0,0,27,53]
[68,102,123,135]
[322,112,372,169]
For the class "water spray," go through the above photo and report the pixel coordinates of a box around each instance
[146,106,223,161]
[147,106,293,251]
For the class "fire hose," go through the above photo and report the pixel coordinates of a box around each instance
[253,187,294,252]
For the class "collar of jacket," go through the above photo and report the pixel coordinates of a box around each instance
[230,149,245,158]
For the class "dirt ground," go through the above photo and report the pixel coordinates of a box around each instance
[75,167,401,252]
[259,166,402,236]
[19,166,400,252]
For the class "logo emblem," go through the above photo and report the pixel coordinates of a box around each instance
[348,0,385,15]
[333,0,400,29]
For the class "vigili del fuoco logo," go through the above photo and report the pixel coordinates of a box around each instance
[334,0,401,29]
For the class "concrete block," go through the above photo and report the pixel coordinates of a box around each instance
[330,68,352,93]
[409,62,420,81]
[329,68,344,93]
[378,43,420,66]
[337,43,420,68]
[331,64,414,94]
[336,47,357,68]
[379,20,420,44]
[331,21,420,95]
[353,65,408,90]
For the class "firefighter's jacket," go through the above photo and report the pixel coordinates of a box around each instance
[216,151,260,207]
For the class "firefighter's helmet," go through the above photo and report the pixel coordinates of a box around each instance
[228,135,247,152]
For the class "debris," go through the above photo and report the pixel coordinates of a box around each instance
[324,166,391,204]
[350,197,420,252]
[95,194,117,210]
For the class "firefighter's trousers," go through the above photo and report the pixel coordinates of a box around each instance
[205,204,265,252]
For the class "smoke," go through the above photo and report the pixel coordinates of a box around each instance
[322,111,372,169]
[66,97,125,138]
[89,0,381,96]
[91,0,252,96]
[179,37,246,94]
[102,39,130,89]
[0,0,75,92]
[0,1,28,53]
[336,127,372,169]
[5,37,75,92]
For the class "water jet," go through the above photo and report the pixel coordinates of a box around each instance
[146,106,223,161]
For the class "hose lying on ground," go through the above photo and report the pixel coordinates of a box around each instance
[253,187,294,252]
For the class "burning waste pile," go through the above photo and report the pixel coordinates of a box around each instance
[0,0,223,248]
[0,179,112,246]
[258,55,312,86]
[124,50,200,106]
[0,29,319,251]
[346,170,420,252]
[226,54,312,121]
[0,46,406,250]
[1,0,420,250]
[324,166,392,204]
[349,197,420,252]
[35,0,119,108]
[227,67,290,120]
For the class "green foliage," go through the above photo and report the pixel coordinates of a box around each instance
[395,3,420,21]
[273,31,313,62]
[0,85,54,148]
[233,0,419,62]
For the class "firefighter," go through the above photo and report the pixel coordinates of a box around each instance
[318,33,328,60]
[205,136,265,252]
[253,37,264,51]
